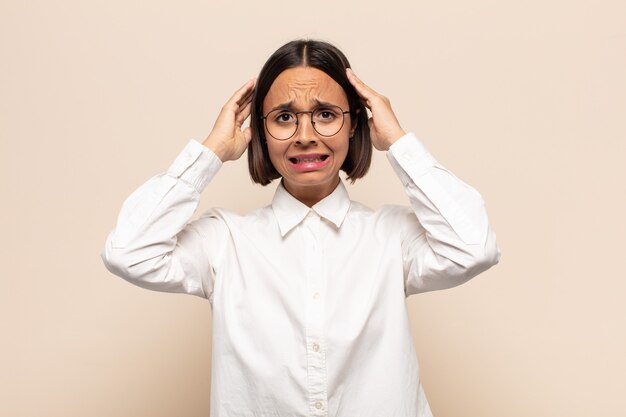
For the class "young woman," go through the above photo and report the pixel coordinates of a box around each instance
[102,39,501,417]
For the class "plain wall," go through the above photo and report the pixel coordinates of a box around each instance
[1,0,624,416]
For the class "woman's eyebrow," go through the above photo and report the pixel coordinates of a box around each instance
[268,99,341,112]
[312,99,342,108]
[269,101,294,112]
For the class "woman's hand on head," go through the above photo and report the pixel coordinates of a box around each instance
[346,68,406,151]
[203,78,256,162]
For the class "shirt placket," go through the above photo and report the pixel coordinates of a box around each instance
[303,210,328,416]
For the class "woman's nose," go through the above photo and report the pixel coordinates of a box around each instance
[294,113,317,144]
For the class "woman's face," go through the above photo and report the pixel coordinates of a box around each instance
[262,66,354,201]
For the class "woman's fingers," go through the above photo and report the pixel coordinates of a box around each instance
[346,68,405,150]
[236,100,253,126]
[346,69,369,105]
[228,78,256,109]
[242,126,252,143]
[237,83,255,108]
[346,68,377,108]
[220,78,254,129]
[203,78,256,162]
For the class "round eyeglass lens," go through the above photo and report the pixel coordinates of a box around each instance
[265,105,347,140]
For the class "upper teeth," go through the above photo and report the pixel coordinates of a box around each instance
[296,157,323,163]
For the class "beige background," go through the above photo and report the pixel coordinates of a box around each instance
[1,0,625,416]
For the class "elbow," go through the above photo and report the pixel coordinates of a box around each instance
[100,241,182,293]
[100,244,131,279]
[483,230,502,269]
[100,239,146,282]
[407,239,500,295]
[100,244,158,291]
[464,232,501,280]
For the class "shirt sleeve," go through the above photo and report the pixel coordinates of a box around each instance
[100,139,227,300]
[386,132,501,296]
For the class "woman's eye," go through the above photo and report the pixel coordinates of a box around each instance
[275,113,294,123]
[316,110,336,120]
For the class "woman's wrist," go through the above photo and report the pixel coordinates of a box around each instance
[202,135,229,162]
[381,129,407,151]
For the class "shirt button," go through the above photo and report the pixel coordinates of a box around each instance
[315,401,323,409]
[312,343,320,352]
[313,292,320,300]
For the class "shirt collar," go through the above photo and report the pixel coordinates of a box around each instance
[272,179,351,237]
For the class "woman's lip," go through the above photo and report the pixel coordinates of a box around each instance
[287,154,332,172]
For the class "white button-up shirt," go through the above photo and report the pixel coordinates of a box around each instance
[101,132,501,417]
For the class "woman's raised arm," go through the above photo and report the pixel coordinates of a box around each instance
[101,79,256,299]
[346,68,501,295]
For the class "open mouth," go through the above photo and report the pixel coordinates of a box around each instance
[287,154,332,172]
[288,155,329,164]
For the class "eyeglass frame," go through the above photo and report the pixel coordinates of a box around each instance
[260,105,351,141]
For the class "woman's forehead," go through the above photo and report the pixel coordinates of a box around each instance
[263,67,347,111]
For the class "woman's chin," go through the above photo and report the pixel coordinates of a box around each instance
[282,173,341,192]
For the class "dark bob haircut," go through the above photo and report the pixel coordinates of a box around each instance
[248,39,372,185]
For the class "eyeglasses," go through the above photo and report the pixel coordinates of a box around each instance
[261,105,350,141]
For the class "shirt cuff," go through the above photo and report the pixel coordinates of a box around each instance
[166,139,222,193]
[386,132,437,185]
